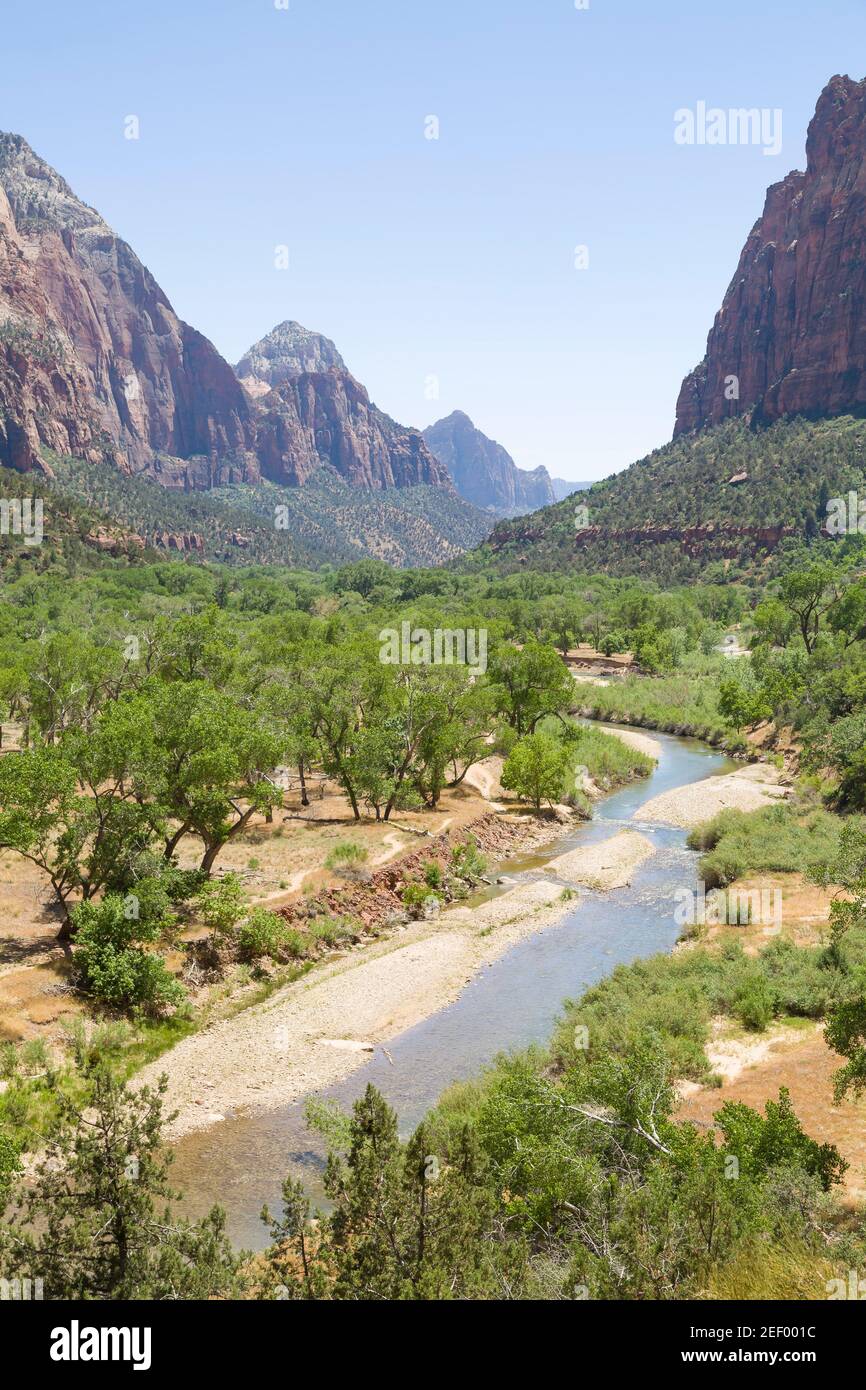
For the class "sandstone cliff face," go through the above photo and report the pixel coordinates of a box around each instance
[0,133,257,483]
[0,182,101,474]
[422,410,555,515]
[676,75,866,435]
[254,368,449,489]
[0,137,485,506]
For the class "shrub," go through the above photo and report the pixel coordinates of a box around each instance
[401,882,442,919]
[309,916,358,946]
[72,895,185,1014]
[450,836,488,884]
[236,908,290,961]
[733,974,776,1031]
[193,873,247,945]
[325,841,369,871]
[423,861,443,889]
[689,803,842,888]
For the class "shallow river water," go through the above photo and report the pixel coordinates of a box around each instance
[170,727,734,1249]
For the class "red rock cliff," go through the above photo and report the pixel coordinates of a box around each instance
[675,75,866,435]
[0,133,256,482]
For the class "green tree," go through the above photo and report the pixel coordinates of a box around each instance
[779,564,838,655]
[265,1085,526,1299]
[116,682,287,872]
[501,731,571,809]
[490,641,575,736]
[72,893,185,1013]
[0,1069,241,1299]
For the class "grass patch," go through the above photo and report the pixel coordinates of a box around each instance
[324,841,369,871]
[551,931,866,1079]
[688,802,842,888]
[580,653,748,749]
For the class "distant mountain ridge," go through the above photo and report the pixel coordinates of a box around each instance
[232,319,449,490]
[0,134,488,562]
[422,410,556,516]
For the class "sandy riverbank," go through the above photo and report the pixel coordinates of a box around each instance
[593,724,662,760]
[638,763,787,829]
[547,830,655,890]
[139,875,579,1139]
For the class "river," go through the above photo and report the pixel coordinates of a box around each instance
[169,727,733,1249]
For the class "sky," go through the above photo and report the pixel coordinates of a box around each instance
[3,0,866,481]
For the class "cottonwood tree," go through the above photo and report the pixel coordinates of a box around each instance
[779,564,839,655]
[112,680,287,872]
[501,731,571,810]
[0,734,158,937]
[490,641,575,736]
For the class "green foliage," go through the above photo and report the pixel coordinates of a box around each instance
[732,973,776,1031]
[449,835,488,884]
[72,894,185,1014]
[193,873,247,944]
[0,1067,241,1299]
[688,802,842,889]
[263,1084,527,1300]
[715,1088,847,1191]
[490,640,576,735]
[559,719,654,790]
[472,416,866,582]
[501,731,571,809]
[401,881,442,918]
[553,934,866,1080]
[236,908,293,962]
[580,653,746,748]
[324,840,369,871]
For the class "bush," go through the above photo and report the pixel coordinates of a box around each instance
[325,841,369,871]
[309,916,359,946]
[193,874,247,945]
[450,836,488,884]
[689,803,842,889]
[733,974,776,1031]
[72,895,185,1014]
[236,908,290,961]
[423,861,443,889]
[401,882,442,919]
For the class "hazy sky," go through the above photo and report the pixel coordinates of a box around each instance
[4,0,866,480]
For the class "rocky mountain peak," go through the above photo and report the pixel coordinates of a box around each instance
[234,320,346,392]
[423,410,555,516]
[0,132,109,236]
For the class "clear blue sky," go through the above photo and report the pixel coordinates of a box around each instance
[4,0,865,480]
